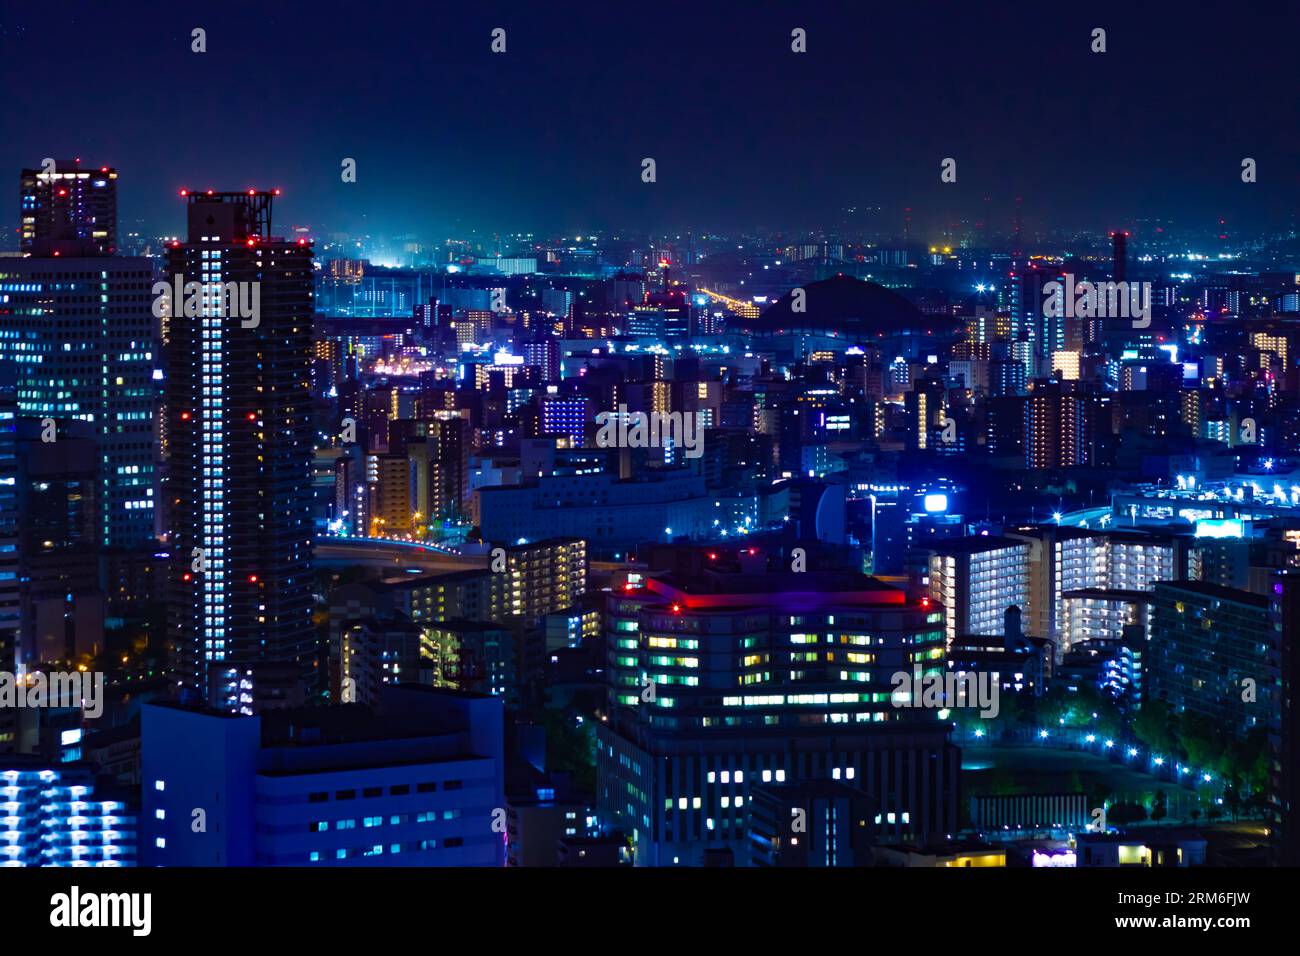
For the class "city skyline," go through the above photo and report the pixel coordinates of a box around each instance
[4,4,1300,923]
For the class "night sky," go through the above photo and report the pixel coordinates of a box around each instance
[2,0,1297,240]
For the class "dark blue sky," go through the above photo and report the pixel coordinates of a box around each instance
[2,0,1296,240]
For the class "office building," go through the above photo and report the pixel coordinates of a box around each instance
[14,418,102,664]
[538,395,591,446]
[597,568,958,866]
[748,780,875,866]
[141,685,504,866]
[0,257,156,548]
[0,387,18,751]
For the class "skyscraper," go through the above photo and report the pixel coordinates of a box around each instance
[19,159,118,256]
[1110,230,1129,284]
[164,190,316,713]
[14,417,102,665]
[0,171,155,549]
[0,378,18,752]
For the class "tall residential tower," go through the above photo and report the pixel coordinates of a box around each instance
[164,190,316,713]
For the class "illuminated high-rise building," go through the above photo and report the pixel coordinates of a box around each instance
[164,190,316,713]
[0,382,18,753]
[1024,380,1086,470]
[19,159,117,256]
[0,259,155,549]
[597,568,957,865]
[928,537,1032,645]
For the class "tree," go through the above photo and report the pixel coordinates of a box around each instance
[1223,786,1243,821]
[1133,699,1178,757]
[1150,790,1168,825]
[1180,712,1222,770]
[1109,802,1147,826]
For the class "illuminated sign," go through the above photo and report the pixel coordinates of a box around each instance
[1194,518,1244,539]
